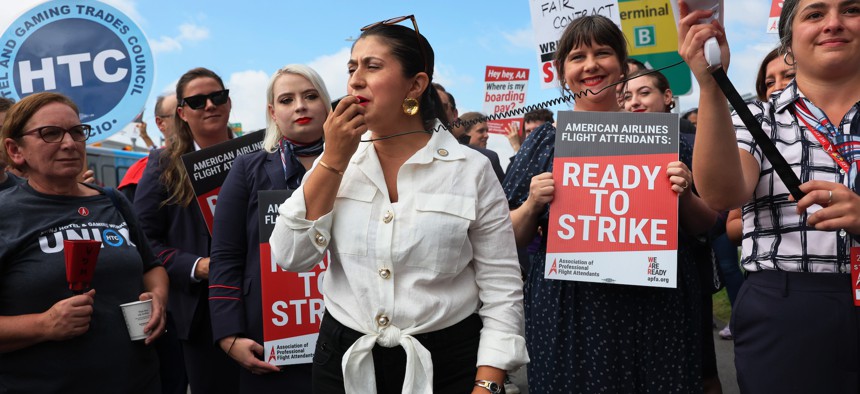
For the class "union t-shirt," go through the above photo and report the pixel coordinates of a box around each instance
[0,182,160,393]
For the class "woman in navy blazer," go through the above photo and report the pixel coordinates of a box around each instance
[134,67,239,393]
[208,64,331,392]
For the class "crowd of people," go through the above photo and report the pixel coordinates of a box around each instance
[1,0,858,392]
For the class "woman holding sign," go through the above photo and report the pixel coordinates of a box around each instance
[270,16,528,394]
[208,64,331,392]
[623,68,725,393]
[503,15,714,392]
[134,67,239,393]
[679,0,860,391]
[0,92,168,392]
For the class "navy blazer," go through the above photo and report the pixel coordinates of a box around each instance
[469,145,505,183]
[208,150,289,345]
[208,150,313,391]
[134,149,211,341]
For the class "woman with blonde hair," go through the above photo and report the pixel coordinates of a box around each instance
[209,64,331,392]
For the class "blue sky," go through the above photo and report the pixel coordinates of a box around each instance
[0,0,779,162]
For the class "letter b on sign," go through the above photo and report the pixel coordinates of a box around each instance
[634,26,656,48]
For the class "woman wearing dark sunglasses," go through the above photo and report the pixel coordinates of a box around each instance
[269,16,528,394]
[0,92,168,392]
[134,67,239,393]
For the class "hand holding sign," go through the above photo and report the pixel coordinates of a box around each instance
[219,336,281,375]
[526,172,556,213]
[666,161,692,195]
[505,122,523,151]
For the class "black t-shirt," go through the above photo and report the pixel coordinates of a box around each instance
[0,183,160,393]
[0,171,22,192]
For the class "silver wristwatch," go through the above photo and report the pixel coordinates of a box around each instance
[474,379,502,394]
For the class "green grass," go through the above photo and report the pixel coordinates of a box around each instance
[712,288,732,324]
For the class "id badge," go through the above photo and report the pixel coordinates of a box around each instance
[851,247,860,306]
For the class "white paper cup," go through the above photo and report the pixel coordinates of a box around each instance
[120,299,152,341]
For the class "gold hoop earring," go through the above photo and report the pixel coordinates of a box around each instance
[402,97,419,116]
[783,51,797,66]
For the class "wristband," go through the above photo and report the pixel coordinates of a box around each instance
[226,336,238,355]
[318,160,344,175]
[474,379,501,394]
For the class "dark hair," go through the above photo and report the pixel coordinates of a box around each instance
[458,112,485,133]
[432,82,458,112]
[524,108,554,124]
[554,15,629,95]
[682,108,698,120]
[778,0,800,57]
[162,67,228,207]
[0,97,15,113]
[357,24,448,128]
[755,48,782,101]
[625,69,674,111]
[626,58,647,73]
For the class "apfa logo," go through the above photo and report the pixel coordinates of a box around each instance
[548,258,558,276]
[0,0,153,143]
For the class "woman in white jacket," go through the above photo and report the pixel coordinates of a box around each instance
[269,15,528,394]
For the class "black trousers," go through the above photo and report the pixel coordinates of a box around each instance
[153,312,188,394]
[733,270,860,393]
[181,308,240,394]
[312,312,482,394]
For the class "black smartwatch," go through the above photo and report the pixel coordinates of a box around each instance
[474,379,502,394]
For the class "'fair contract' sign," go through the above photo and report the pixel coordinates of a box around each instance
[0,0,154,143]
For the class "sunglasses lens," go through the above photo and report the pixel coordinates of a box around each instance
[183,90,228,109]
[210,90,229,105]
[383,16,408,25]
[184,95,207,109]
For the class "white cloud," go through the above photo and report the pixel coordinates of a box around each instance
[150,36,181,53]
[178,23,209,41]
[0,0,144,31]
[226,70,270,132]
[724,0,771,31]
[307,47,352,100]
[502,28,536,50]
[102,0,144,25]
[0,1,41,33]
[433,64,476,95]
[150,23,210,54]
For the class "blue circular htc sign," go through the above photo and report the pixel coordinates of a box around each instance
[0,0,154,143]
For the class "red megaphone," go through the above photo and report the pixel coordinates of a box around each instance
[63,240,101,294]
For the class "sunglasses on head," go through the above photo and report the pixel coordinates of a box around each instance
[181,89,230,110]
[361,15,427,73]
